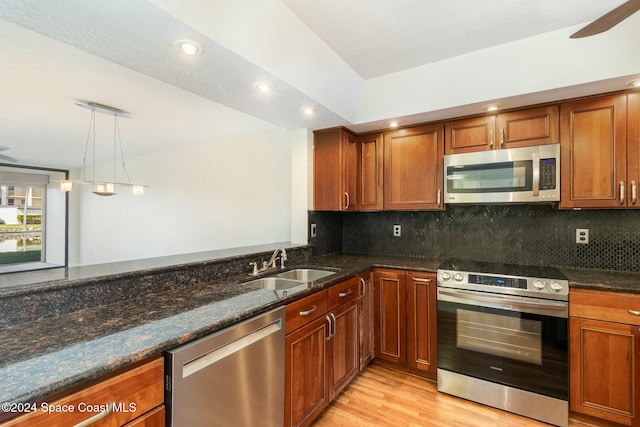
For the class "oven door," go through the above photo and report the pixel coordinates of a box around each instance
[437,287,568,400]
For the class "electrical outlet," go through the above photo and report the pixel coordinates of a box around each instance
[310,223,317,238]
[576,228,589,244]
[393,224,401,237]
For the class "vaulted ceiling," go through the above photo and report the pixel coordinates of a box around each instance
[0,0,638,169]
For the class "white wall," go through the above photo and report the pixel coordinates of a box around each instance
[68,128,296,266]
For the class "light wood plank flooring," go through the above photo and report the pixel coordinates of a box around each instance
[312,363,602,427]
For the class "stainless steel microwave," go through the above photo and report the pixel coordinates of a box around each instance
[444,144,560,204]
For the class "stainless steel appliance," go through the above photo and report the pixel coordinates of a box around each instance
[444,143,560,204]
[436,259,569,427]
[165,307,285,427]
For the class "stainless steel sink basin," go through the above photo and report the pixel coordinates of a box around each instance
[274,268,336,282]
[247,277,307,290]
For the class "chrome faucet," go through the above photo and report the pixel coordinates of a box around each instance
[266,248,287,269]
[248,248,287,276]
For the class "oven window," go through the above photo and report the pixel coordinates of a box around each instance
[457,309,542,365]
[446,161,532,193]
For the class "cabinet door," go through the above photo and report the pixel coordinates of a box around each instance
[285,316,330,427]
[384,124,444,210]
[628,92,640,208]
[405,271,437,374]
[313,128,357,211]
[445,116,495,154]
[560,95,627,208]
[359,272,375,370]
[356,132,384,211]
[497,105,559,149]
[328,299,360,399]
[570,317,639,426]
[374,269,406,364]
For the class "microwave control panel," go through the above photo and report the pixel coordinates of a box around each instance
[540,158,556,190]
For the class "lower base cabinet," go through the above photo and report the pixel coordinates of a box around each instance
[285,277,360,427]
[570,288,640,426]
[1,357,165,427]
[374,269,437,376]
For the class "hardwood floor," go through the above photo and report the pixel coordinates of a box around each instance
[312,363,603,427]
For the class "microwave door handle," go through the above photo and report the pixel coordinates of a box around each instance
[532,153,540,196]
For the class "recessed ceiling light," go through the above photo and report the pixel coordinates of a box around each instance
[389,121,399,128]
[627,78,640,88]
[175,40,203,56]
[484,103,501,112]
[253,81,273,93]
[301,107,316,115]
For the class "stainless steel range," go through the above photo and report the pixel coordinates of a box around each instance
[436,259,569,427]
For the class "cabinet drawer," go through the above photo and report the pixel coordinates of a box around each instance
[571,288,640,326]
[2,357,164,427]
[286,289,328,333]
[329,276,359,310]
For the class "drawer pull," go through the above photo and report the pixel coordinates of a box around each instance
[73,404,113,427]
[338,289,353,297]
[299,306,317,316]
[628,309,640,316]
[412,277,432,283]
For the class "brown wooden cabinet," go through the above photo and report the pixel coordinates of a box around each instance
[313,127,357,211]
[373,269,437,376]
[383,124,444,210]
[445,105,559,154]
[1,357,165,427]
[358,271,375,370]
[570,288,640,425]
[285,277,360,427]
[560,94,629,209]
[313,128,383,211]
[355,132,384,211]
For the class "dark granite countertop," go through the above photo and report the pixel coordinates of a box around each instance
[1,249,639,415]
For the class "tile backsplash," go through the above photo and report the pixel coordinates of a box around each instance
[309,205,640,272]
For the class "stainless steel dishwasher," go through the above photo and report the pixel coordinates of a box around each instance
[165,306,285,426]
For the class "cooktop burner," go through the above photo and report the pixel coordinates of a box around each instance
[438,258,567,280]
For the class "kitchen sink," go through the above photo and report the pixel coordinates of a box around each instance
[274,268,336,282]
[247,277,307,290]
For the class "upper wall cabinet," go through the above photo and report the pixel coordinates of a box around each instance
[445,105,559,154]
[384,123,444,210]
[313,128,358,211]
[313,128,384,211]
[559,94,631,209]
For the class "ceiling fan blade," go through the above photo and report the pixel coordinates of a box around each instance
[570,0,640,38]
[0,154,18,162]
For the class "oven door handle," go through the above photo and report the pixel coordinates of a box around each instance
[438,288,568,318]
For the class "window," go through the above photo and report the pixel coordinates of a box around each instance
[0,166,67,273]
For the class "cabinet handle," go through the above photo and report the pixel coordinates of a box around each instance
[620,181,625,205]
[437,189,441,207]
[500,128,505,148]
[344,192,350,210]
[360,277,366,296]
[338,289,353,297]
[73,405,113,427]
[632,180,637,205]
[412,277,432,283]
[326,315,333,341]
[331,313,337,337]
[489,129,494,148]
[628,309,640,316]
[299,305,317,316]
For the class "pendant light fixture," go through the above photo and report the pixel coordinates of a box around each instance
[58,102,148,196]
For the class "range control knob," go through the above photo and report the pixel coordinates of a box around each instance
[550,282,564,292]
[453,273,464,282]
[533,280,546,290]
[440,271,452,281]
